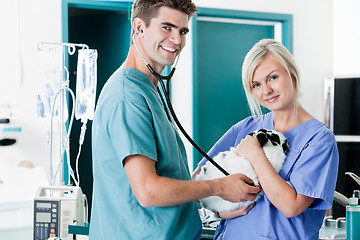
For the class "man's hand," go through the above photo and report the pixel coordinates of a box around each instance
[218,202,256,219]
[214,173,261,203]
[192,166,261,203]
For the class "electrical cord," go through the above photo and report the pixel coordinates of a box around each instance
[83,193,89,223]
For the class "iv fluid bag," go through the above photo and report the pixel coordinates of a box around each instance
[75,49,98,120]
[37,46,68,121]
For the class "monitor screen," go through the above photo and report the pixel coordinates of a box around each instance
[333,77,360,135]
[36,212,51,223]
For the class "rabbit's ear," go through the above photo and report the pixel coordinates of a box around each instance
[256,132,268,147]
[282,139,289,153]
[268,133,280,146]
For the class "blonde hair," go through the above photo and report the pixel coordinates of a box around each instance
[242,39,300,117]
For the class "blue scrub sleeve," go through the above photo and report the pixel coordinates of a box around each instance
[289,134,339,210]
[197,125,239,167]
[108,100,158,164]
[197,116,259,167]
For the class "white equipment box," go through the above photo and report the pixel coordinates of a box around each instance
[33,186,85,240]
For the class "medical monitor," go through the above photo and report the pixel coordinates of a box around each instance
[324,76,360,218]
[325,76,360,136]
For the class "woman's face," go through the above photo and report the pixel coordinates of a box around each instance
[251,54,296,112]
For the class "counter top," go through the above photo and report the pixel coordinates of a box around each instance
[69,224,346,239]
[319,227,346,240]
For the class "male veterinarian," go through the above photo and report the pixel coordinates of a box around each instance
[89,0,261,239]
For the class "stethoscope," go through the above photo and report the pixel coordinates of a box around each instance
[133,31,229,176]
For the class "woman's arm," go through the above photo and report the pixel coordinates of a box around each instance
[234,135,314,218]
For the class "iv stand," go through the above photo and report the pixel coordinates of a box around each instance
[38,42,89,185]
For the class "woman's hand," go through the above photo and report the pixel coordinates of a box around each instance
[218,202,256,219]
[191,166,201,180]
[233,135,263,163]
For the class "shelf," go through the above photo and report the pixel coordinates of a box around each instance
[335,135,360,142]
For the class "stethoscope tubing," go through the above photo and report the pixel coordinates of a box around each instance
[155,69,230,176]
[134,32,230,176]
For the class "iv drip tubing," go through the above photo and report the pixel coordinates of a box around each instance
[50,86,77,186]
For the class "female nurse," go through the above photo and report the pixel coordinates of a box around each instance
[198,39,339,239]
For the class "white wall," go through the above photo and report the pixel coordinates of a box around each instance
[173,0,334,169]
[0,0,357,173]
[333,0,360,76]
[0,0,62,172]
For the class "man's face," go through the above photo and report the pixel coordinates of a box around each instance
[141,6,189,69]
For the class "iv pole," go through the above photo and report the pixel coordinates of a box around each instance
[38,42,89,186]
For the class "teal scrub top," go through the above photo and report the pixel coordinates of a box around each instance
[89,68,202,240]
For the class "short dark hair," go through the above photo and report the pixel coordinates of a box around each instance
[130,0,197,37]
